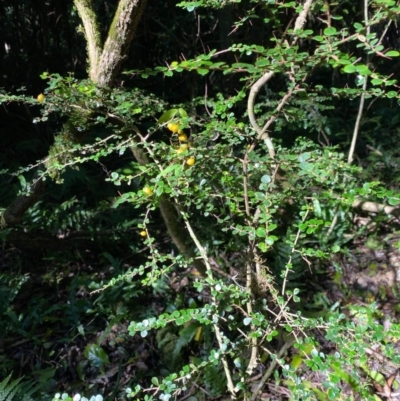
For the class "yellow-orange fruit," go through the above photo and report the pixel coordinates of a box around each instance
[186,157,195,166]
[142,186,153,196]
[37,93,45,103]
[167,123,179,132]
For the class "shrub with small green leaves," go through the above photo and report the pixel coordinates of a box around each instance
[3,0,400,399]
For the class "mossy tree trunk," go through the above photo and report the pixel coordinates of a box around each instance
[74,0,147,87]
[3,0,206,275]
[2,0,146,226]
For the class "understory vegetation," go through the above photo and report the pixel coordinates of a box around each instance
[2,0,400,400]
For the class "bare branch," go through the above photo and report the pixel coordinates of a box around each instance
[348,0,370,164]
[250,338,296,401]
[247,0,314,158]
[181,212,236,397]
[352,199,400,216]
[293,0,314,33]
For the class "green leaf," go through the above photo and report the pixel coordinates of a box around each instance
[298,152,311,162]
[353,22,364,32]
[255,59,270,67]
[371,78,383,85]
[197,69,209,76]
[291,354,303,370]
[256,227,266,238]
[84,344,110,368]
[158,109,178,123]
[261,175,271,183]
[178,108,188,117]
[310,386,330,401]
[355,64,372,75]
[386,50,400,57]
[265,236,277,246]
[158,164,180,178]
[258,242,267,252]
[312,198,322,217]
[388,195,400,205]
[387,91,398,99]
[324,27,337,36]
[343,64,356,73]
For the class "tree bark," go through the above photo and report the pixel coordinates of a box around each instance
[74,0,147,86]
[96,0,147,86]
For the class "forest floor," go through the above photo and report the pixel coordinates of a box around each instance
[2,223,400,400]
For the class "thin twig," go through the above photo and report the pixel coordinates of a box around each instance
[243,0,315,377]
[281,209,309,295]
[180,212,237,398]
[246,0,314,158]
[245,258,259,376]
[327,0,370,238]
[348,0,370,165]
[250,339,296,401]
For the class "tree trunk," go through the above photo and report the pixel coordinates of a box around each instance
[2,0,206,275]
[2,0,147,227]
[75,0,147,86]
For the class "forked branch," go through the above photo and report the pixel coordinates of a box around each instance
[74,0,147,86]
[246,0,314,158]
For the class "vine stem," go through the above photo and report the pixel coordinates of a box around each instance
[180,211,237,398]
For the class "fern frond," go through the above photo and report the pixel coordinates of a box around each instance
[203,363,227,397]
[0,375,19,401]
[0,374,39,401]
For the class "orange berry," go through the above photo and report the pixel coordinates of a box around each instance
[142,186,152,196]
[140,231,147,237]
[167,123,179,133]
[178,133,188,141]
[37,93,45,103]
[186,157,195,166]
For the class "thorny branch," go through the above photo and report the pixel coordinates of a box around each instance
[246,0,314,158]
[243,0,315,376]
[181,212,237,398]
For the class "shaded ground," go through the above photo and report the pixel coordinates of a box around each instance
[2,224,400,400]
